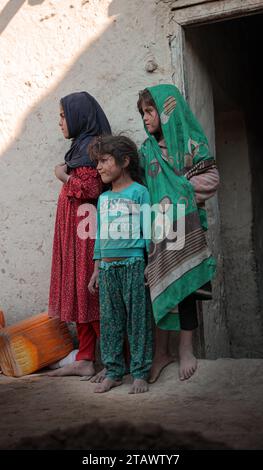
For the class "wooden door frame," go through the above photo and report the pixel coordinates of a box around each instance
[170,0,263,26]
[170,0,263,92]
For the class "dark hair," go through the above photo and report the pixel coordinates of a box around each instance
[88,134,142,183]
[137,88,156,116]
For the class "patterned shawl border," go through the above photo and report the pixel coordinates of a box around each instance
[184,158,217,180]
[148,228,208,288]
[148,211,205,260]
[150,248,211,302]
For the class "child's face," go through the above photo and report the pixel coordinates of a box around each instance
[96,154,123,184]
[59,105,69,139]
[141,101,160,135]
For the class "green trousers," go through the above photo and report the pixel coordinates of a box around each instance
[99,257,153,380]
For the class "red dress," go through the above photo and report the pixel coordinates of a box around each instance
[48,167,102,324]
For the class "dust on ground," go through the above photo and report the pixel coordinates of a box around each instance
[0,359,262,449]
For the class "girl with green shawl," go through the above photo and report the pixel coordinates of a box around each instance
[137,84,219,381]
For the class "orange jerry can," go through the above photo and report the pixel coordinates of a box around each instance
[0,312,73,377]
[0,310,5,328]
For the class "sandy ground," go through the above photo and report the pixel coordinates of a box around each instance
[0,358,263,450]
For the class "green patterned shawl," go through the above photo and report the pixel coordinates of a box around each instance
[140,84,216,330]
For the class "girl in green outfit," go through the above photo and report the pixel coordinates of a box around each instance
[137,84,219,381]
[88,135,153,394]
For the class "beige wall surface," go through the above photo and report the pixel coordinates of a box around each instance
[0,0,173,323]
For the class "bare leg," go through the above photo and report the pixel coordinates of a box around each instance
[148,327,175,383]
[90,367,107,383]
[179,330,197,380]
[129,378,149,394]
[94,377,122,393]
[47,360,95,377]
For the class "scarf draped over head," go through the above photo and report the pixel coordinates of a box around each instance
[140,84,216,331]
[61,91,111,169]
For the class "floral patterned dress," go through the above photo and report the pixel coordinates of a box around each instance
[48,167,102,323]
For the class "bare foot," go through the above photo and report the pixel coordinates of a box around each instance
[179,330,197,380]
[47,360,95,377]
[90,367,107,383]
[80,375,93,381]
[179,350,197,380]
[94,377,122,393]
[148,354,175,383]
[129,378,149,394]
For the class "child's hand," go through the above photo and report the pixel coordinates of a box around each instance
[88,270,99,294]
[54,164,69,182]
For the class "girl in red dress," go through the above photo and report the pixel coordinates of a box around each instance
[48,92,111,377]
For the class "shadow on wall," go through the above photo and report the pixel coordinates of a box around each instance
[0,0,170,320]
[0,0,45,34]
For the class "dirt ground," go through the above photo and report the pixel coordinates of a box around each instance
[0,358,263,450]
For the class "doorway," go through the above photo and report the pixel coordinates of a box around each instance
[183,14,263,357]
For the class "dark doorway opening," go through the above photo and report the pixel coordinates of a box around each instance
[184,14,263,357]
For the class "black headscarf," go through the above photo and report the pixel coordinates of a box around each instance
[61,91,111,169]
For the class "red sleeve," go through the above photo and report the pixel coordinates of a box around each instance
[64,167,103,200]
